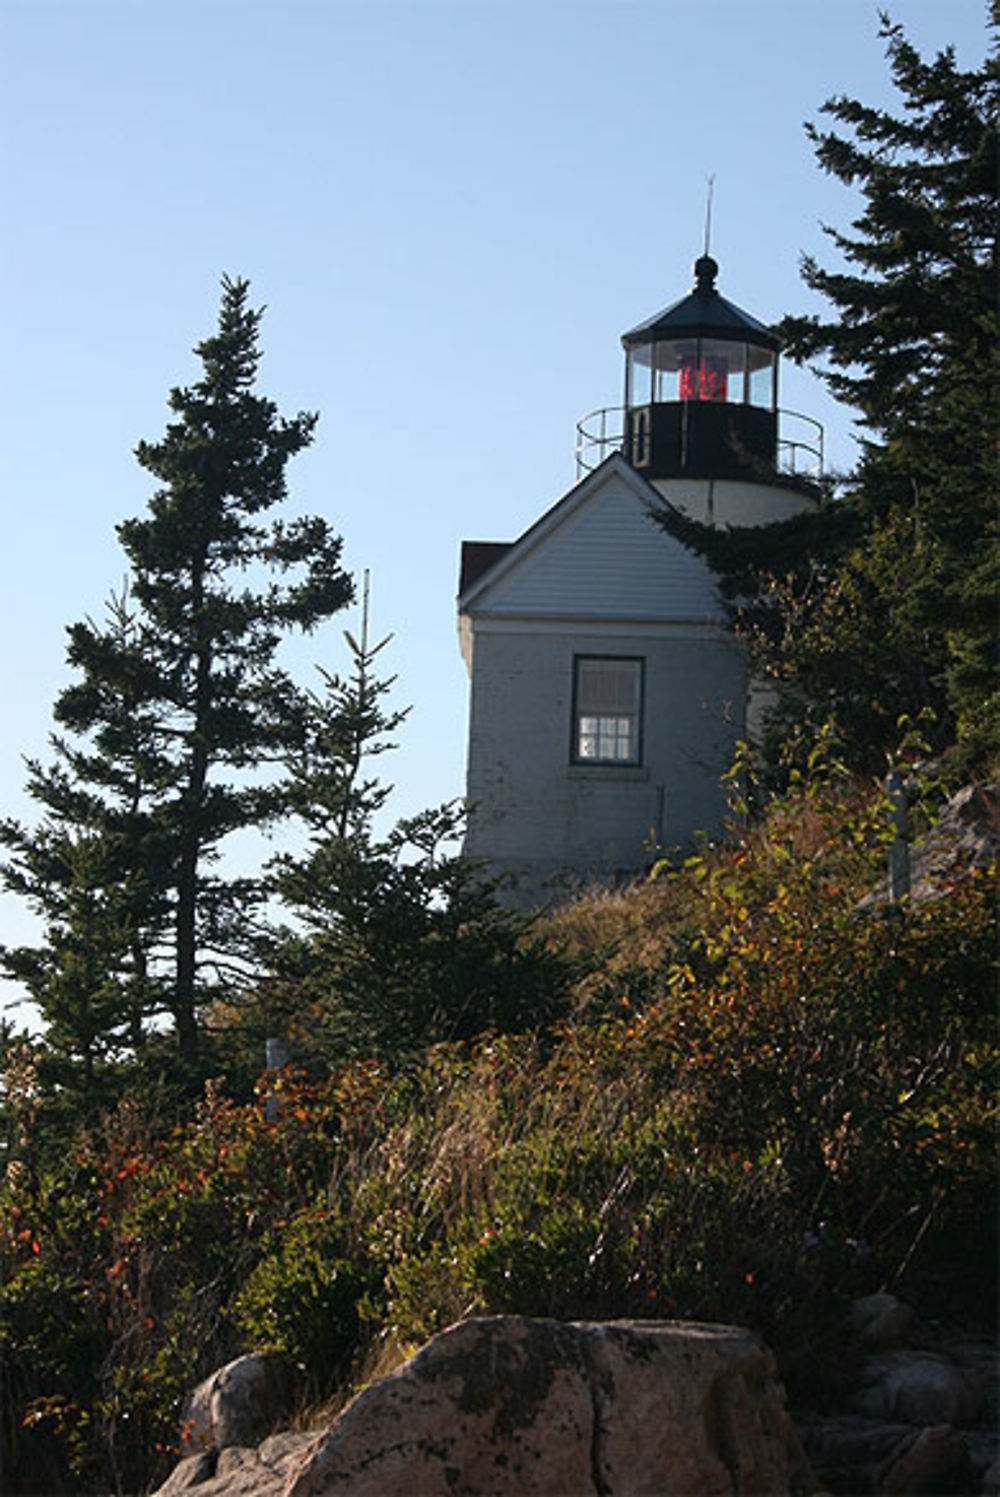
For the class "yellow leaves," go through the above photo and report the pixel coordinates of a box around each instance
[21,1395,80,1431]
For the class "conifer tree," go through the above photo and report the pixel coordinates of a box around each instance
[777,8,999,757]
[1,278,352,1070]
[265,588,570,1061]
[653,10,998,770]
[1,589,173,1095]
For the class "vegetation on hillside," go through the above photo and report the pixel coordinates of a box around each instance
[2,769,995,1492]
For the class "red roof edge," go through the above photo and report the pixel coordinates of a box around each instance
[459,540,512,596]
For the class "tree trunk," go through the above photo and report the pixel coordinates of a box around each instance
[173,837,200,1066]
[173,556,211,1068]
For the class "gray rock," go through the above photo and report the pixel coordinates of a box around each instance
[849,1293,915,1353]
[286,1315,817,1496]
[860,781,1000,909]
[153,1451,217,1494]
[852,1350,984,1428]
[181,1354,289,1456]
[151,1433,319,1497]
[879,1423,975,1494]
[587,1320,810,1496]
[799,1413,916,1488]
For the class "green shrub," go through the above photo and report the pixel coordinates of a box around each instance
[232,1210,374,1397]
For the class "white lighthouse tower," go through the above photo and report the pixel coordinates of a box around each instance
[458,257,822,906]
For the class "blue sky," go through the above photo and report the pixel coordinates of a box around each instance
[0,0,988,1021]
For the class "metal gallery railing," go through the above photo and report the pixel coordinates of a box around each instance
[574,405,824,482]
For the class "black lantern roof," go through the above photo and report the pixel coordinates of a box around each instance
[621,256,778,351]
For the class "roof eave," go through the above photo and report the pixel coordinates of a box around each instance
[621,292,778,351]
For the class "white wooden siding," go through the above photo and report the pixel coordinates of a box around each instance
[468,463,721,623]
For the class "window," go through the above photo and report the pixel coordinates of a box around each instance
[629,406,651,467]
[573,656,643,764]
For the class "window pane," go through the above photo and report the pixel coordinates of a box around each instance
[653,338,695,402]
[627,348,652,407]
[676,339,741,403]
[578,716,599,758]
[747,346,776,409]
[578,659,639,712]
[574,659,641,763]
[702,339,745,404]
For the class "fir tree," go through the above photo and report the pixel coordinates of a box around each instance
[653,10,999,771]
[780,10,997,476]
[1,589,173,1095]
[265,588,570,1062]
[779,8,999,757]
[1,278,352,1071]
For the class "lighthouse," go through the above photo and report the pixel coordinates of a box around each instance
[458,257,822,906]
[581,254,823,524]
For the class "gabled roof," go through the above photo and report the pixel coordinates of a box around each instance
[458,452,646,610]
[457,451,721,628]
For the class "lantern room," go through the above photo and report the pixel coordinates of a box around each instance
[621,255,781,482]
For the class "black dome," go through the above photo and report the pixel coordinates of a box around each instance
[621,258,778,351]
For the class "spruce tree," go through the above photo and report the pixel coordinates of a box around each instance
[780,11,997,473]
[265,591,570,1062]
[1,278,352,1071]
[778,9,999,758]
[652,10,998,771]
[1,589,173,1097]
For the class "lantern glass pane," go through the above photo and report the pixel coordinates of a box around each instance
[747,346,776,409]
[627,348,652,407]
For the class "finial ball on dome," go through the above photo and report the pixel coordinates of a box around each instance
[693,254,719,290]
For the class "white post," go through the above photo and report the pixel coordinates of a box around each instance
[887,769,910,903]
[264,1037,290,1121]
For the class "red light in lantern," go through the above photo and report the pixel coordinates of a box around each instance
[678,353,728,403]
[701,355,727,402]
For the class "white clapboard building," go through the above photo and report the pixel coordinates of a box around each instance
[457,256,823,905]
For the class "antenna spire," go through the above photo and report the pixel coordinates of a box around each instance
[360,567,370,656]
[703,173,716,258]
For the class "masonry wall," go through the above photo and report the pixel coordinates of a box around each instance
[463,621,745,905]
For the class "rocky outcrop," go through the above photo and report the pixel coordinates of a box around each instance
[180,1354,291,1457]
[155,1433,313,1497]
[852,1349,984,1428]
[155,1301,998,1496]
[859,781,1000,910]
[154,1316,816,1496]
[291,1316,814,1496]
[798,1296,998,1495]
